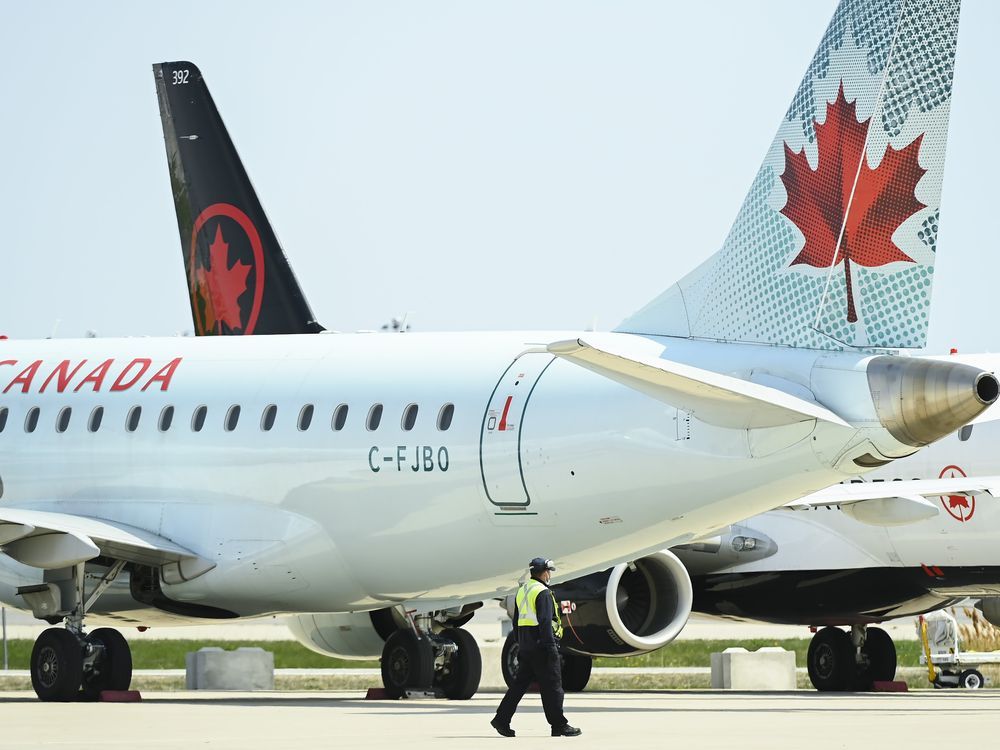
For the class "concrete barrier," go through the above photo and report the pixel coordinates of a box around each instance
[478,644,506,692]
[186,647,275,690]
[710,647,796,690]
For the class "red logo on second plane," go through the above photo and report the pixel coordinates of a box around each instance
[938,464,974,522]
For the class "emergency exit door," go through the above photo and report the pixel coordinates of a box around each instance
[480,352,554,508]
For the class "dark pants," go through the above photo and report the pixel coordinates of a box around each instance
[495,648,567,728]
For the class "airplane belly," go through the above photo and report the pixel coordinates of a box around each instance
[691,568,968,626]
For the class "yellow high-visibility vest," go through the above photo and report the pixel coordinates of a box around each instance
[515,578,563,639]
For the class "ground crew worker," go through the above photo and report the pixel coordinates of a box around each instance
[491,557,582,738]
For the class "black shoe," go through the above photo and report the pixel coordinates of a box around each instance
[491,717,515,737]
[551,724,582,737]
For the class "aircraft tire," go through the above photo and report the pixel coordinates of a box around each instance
[30,628,84,702]
[807,627,854,692]
[959,669,984,689]
[501,632,518,688]
[380,629,434,698]
[439,627,482,700]
[855,626,896,689]
[561,652,593,692]
[82,628,133,698]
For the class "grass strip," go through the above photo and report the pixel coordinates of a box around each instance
[0,637,926,671]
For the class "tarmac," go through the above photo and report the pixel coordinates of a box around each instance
[0,689,996,750]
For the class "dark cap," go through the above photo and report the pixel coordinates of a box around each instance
[529,557,556,575]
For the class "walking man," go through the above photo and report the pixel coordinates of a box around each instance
[491,557,582,737]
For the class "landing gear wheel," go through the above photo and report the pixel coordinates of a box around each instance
[82,628,133,698]
[30,628,83,702]
[380,629,434,698]
[438,628,482,700]
[561,652,593,693]
[854,626,896,690]
[959,669,984,689]
[501,632,519,688]
[807,627,854,692]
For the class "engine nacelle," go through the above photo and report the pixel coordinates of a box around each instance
[520,550,693,657]
[287,609,402,660]
[287,603,481,659]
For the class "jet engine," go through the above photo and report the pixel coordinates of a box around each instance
[540,550,693,657]
[288,604,481,660]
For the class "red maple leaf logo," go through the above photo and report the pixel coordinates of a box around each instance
[780,83,926,323]
[194,224,251,332]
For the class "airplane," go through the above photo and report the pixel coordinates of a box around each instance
[676,408,1000,692]
[160,0,1000,694]
[157,0,1000,697]
[0,0,991,704]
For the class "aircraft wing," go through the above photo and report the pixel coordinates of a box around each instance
[0,507,213,581]
[547,335,849,429]
[781,477,1000,526]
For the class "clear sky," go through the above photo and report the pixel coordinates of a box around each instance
[1,1,996,353]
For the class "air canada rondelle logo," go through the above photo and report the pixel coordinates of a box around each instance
[938,464,974,523]
[188,203,266,335]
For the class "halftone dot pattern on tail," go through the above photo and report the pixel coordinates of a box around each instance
[617,0,960,350]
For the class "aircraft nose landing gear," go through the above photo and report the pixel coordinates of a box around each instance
[22,561,133,702]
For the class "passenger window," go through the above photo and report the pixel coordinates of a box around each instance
[126,406,142,432]
[298,404,314,431]
[366,403,383,431]
[56,407,72,433]
[0,406,7,433]
[959,424,974,442]
[261,404,277,431]
[191,405,207,432]
[88,406,104,433]
[225,405,241,432]
[331,403,348,431]
[437,403,454,431]
[159,405,174,432]
[401,403,418,431]
[24,407,39,433]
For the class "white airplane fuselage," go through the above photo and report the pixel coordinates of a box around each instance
[0,331,908,619]
[737,410,1000,572]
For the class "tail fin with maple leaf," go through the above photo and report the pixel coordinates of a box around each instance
[617,0,960,350]
[153,62,324,336]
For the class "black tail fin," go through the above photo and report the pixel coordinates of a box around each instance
[153,61,323,335]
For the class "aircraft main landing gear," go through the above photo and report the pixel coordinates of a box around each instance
[379,613,482,699]
[22,561,133,702]
[806,624,896,692]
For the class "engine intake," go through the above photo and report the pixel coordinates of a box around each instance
[548,550,693,657]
